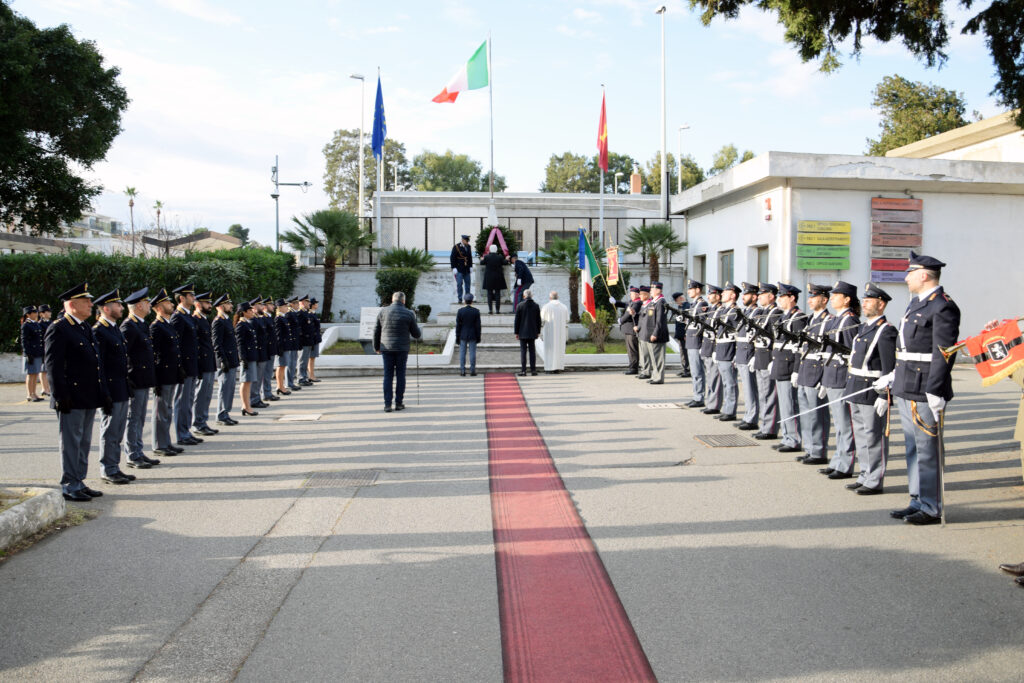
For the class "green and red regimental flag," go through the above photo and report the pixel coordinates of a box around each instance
[597,93,608,173]
[578,228,601,322]
[433,40,489,103]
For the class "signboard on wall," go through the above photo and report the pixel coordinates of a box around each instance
[870,198,921,280]
[797,221,851,271]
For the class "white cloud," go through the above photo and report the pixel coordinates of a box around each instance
[572,7,602,22]
[154,0,241,26]
[365,25,402,35]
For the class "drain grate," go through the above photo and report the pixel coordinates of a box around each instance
[638,403,687,410]
[695,434,758,448]
[278,413,322,422]
[304,470,379,488]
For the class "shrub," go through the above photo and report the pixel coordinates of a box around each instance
[415,304,431,322]
[474,224,519,257]
[582,308,615,353]
[374,268,420,309]
[378,246,435,273]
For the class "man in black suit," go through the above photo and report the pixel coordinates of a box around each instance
[190,291,219,437]
[450,234,473,303]
[455,293,482,376]
[171,283,202,447]
[211,294,240,425]
[513,289,542,376]
[120,287,160,469]
[44,282,110,501]
[150,288,184,457]
[92,289,135,485]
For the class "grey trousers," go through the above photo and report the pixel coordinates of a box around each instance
[755,368,778,435]
[217,366,237,421]
[173,375,196,441]
[624,334,639,372]
[286,348,299,388]
[59,408,95,494]
[897,397,943,516]
[639,340,653,377]
[251,361,264,403]
[192,370,215,430]
[261,359,275,399]
[850,402,887,490]
[153,384,176,450]
[687,349,705,401]
[826,387,856,474]
[717,360,737,416]
[124,387,149,462]
[738,364,759,424]
[702,355,721,409]
[299,345,313,380]
[99,399,129,476]
[776,380,801,448]
[797,385,830,458]
[648,342,666,382]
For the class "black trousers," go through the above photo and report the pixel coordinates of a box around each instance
[487,289,501,313]
[519,339,536,372]
[624,333,639,371]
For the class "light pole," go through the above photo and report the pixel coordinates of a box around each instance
[350,74,365,221]
[656,5,667,220]
[614,171,623,194]
[677,123,690,195]
[270,154,312,252]
[389,161,398,190]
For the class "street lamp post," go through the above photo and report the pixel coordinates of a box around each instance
[656,5,668,220]
[677,123,691,195]
[614,171,623,194]
[271,154,312,252]
[389,161,398,190]
[350,74,365,221]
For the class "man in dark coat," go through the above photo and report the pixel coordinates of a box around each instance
[373,291,422,412]
[455,293,482,376]
[450,234,473,303]
[509,253,534,313]
[45,282,109,501]
[671,292,691,378]
[297,294,316,386]
[513,289,542,376]
[191,292,219,437]
[615,287,642,375]
[150,289,184,457]
[639,282,670,384]
[479,244,507,314]
[211,294,239,425]
[92,289,135,485]
[261,297,279,400]
[121,287,160,469]
[170,283,201,447]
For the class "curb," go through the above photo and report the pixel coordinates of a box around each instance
[0,487,66,551]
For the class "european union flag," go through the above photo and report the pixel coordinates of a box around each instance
[372,75,386,160]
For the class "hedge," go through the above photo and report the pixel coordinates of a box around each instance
[0,248,297,353]
[374,268,420,309]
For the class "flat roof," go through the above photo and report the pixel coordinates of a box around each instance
[885,111,1021,159]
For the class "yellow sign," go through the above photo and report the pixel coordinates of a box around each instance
[798,220,851,233]
[797,232,851,245]
[606,246,619,285]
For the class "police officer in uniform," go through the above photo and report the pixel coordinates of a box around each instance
[450,234,473,304]
[733,283,761,430]
[21,304,44,401]
[752,283,783,440]
[684,280,709,408]
[794,283,832,463]
[191,292,219,437]
[643,282,670,384]
[44,282,108,501]
[261,297,280,401]
[150,288,184,457]
[92,289,135,484]
[211,294,239,425]
[248,297,270,409]
[635,286,653,379]
[844,283,897,495]
[770,283,807,452]
[308,298,323,382]
[236,301,261,416]
[120,287,160,469]
[671,292,691,378]
[713,283,742,421]
[285,296,302,390]
[700,284,723,413]
[616,286,642,375]
[171,284,202,447]
[881,252,960,525]
[297,294,316,386]
[818,281,861,478]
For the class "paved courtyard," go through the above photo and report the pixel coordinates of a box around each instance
[0,367,1022,681]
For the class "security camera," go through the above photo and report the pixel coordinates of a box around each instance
[270,192,280,200]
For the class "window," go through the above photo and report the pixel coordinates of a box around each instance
[543,230,578,250]
[756,246,769,282]
[693,254,706,283]
[718,250,734,284]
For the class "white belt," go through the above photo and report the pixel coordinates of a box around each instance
[848,366,881,378]
[754,341,770,349]
[717,335,736,343]
[897,351,932,362]
[772,341,791,350]
[804,352,825,361]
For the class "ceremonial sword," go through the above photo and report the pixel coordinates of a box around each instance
[778,385,879,423]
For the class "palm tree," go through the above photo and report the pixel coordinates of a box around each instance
[282,209,372,320]
[538,236,606,323]
[378,246,435,273]
[621,222,686,283]
[125,187,137,256]
[153,199,164,233]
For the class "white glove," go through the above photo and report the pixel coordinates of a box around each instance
[747,359,755,372]
[874,397,888,417]
[609,296,617,305]
[516,278,521,286]
[675,314,685,323]
[790,372,799,385]
[872,372,894,392]
[817,385,828,399]
[926,392,946,416]
[767,361,773,374]
[452,268,458,275]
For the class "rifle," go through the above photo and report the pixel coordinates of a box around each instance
[736,309,776,346]
[679,307,717,334]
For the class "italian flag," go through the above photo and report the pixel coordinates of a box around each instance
[578,228,600,322]
[432,41,489,103]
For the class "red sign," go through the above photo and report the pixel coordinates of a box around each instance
[871,197,922,211]
[871,259,910,271]
[871,221,923,235]
[871,234,923,247]
[606,246,620,285]
[870,209,923,223]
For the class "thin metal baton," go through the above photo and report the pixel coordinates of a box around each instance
[939,411,946,527]
[779,385,877,423]
[416,338,420,405]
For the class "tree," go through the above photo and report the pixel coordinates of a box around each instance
[677,154,706,191]
[865,75,969,155]
[378,246,435,273]
[227,223,250,246]
[281,209,372,321]
[153,200,164,233]
[540,151,636,193]
[688,0,1024,129]
[124,187,137,256]
[621,222,686,283]
[410,149,507,192]
[643,153,676,195]
[0,4,129,236]
[709,144,755,176]
[323,129,411,214]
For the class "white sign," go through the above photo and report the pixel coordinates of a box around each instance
[358,307,382,340]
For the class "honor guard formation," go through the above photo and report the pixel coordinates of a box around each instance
[32,282,323,502]
[612,251,960,526]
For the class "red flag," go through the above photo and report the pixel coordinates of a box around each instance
[597,93,608,173]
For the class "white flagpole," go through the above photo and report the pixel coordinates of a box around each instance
[599,167,604,249]
[488,32,494,201]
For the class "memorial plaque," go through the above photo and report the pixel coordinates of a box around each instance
[870,197,922,211]
[797,257,850,270]
[871,234,922,247]
[797,220,851,233]
[797,245,850,258]
[870,221,923,235]
[797,232,851,245]
[870,246,914,259]
[871,258,910,271]
[870,209,923,223]
[358,306,382,340]
[871,270,907,283]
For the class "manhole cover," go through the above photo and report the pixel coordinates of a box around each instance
[304,470,379,488]
[695,434,758,448]
[278,414,323,422]
[638,403,686,410]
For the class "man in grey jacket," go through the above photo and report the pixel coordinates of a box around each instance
[373,292,422,412]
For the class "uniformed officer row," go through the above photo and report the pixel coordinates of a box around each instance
[19,303,53,401]
[43,282,324,502]
[614,251,959,526]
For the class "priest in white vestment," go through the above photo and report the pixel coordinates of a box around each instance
[540,291,569,372]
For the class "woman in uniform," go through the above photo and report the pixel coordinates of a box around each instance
[234,301,259,416]
[20,305,44,402]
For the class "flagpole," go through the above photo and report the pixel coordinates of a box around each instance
[488,32,494,201]
[375,67,382,257]
[599,167,604,249]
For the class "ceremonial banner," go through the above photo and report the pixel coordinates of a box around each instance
[597,93,609,173]
[484,227,509,257]
[606,246,619,285]
[432,41,489,103]
[578,228,601,322]
[963,319,1024,387]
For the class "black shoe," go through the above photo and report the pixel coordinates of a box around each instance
[311,378,322,383]
[828,471,853,480]
[753,433,778,440]
[242,409,259,416]
[194,427,218,436]
[736,422,758,431]
[82,487,104,497]
[845,482,863,490]
[904,510,941,525]
[299,379,313,386]
[395,403,406,411]
[384,405,393,413]
[517,372,527,376]
[461,372,466,376]
[289,385,302,391]
[624,370,638,375]
[120,471,136,481]
[126,459,153,469]
[717,415,736,422]
[794,455,807,462]
[648,379,663,384]
[470,372,477,376]
[778,445,801,453]
[817,467,834,475]
[801,456,828,465]
[167,445,184,453]
[531,372,538,376]
[216,420,233,426]
[636,375,651,380]
[101,472,131,485]
[178,438,200,446]
[890,506,918,519]
[678,373,691,378]
[153,448,176,457]
[63,490,92,502]
[267,395,281,401]
[857,486,883,495]
[252,401,270,409]
[142,455,161,466]
[685,401,704,408]
[701,408,720,415]
[276,388,292,396]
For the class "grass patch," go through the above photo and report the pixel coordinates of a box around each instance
[324,340,447,355]
[0,505,98,563]
[566,340,628,354]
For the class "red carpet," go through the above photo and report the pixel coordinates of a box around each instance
[485,374,656,682]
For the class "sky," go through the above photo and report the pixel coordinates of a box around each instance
[13,0,1006,248]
